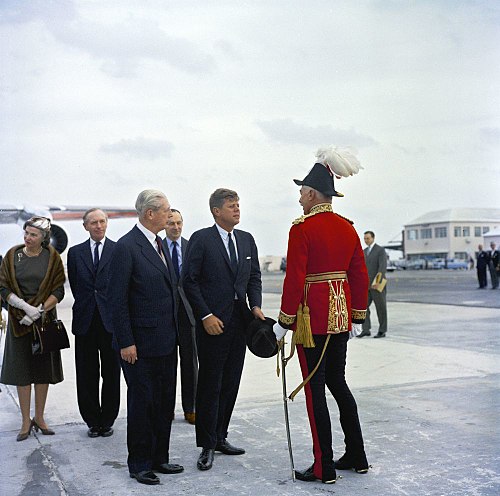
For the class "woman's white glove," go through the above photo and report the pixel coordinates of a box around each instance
[273,322,288,341]
[349,323,363,340]
[19,315,34,326]
[7,293,42,321]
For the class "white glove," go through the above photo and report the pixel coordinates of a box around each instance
[7,294,42,321]
[19,315,34,326]
[273,322,288,341]
[349,323,363,340]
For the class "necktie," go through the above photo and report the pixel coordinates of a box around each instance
[93,241,101,272]
[171,241,180,280]
[228,232,238,273]
[155,236,164,257]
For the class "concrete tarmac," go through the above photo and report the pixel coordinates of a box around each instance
[1,285,499,495]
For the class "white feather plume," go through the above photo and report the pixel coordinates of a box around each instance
[315,146,363,178]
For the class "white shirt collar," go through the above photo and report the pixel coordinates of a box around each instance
[215,223,234,240]
[136,222,159,248]
[90,237,106,249]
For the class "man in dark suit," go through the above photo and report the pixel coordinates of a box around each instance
[182,188,265,472]
[162,209,197,425]
[67,209,121,438]
[358,230,388,338]
[476,244,489,288]
[108,190,183,485]
[488,242,498,289]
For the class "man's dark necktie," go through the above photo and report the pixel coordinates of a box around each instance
[93,241,101,272]
[155,236,164,257]
[171,240,180,280]
[228,232,238,273]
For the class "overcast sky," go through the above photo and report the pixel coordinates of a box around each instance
[1,0,499,255]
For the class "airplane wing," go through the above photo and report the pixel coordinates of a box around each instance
[0,205,137,255]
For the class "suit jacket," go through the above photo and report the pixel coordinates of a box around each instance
[67,238,116,335]
[476,250,489,269]
[489,250,499,270]
[364,243,387,284]
[182,225,262,326]
[108,225,177,357]
[162,236,195,328]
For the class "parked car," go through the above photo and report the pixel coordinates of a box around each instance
[386,261,397,272]
[406,259,426,270]
[445,258,468,270]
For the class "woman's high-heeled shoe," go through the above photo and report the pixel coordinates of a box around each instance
[16,419,33,442]
[31,418,55,435]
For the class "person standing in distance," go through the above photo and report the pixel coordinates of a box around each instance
[488,242,498,289]
[67,209,121,438]
[273,147,369,484]
[162,209,197,424]
[358,231,388,338]
[182,188,265,472]
[108,190,183,485]
[476,244,489,289]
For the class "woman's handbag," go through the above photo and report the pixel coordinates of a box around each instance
[32,318,70,355]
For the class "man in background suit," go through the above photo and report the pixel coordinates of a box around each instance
[182,188,265,472]
[108,190,183,485]
[162,209,197,424]
[67,208,120,438]
[358,230,388,338]
[488,242,498,289]
[476,244,489,289]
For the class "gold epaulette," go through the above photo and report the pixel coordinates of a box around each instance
[335,213,354,225]
[292,203,333,225]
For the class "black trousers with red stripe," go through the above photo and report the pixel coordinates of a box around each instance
[297,332,366,480]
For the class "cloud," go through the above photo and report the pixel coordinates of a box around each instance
[100,137,174,160]
[256,119,377,148]
[0,0,215,77]
[480,127,500,146]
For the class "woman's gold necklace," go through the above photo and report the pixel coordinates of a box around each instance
[23,247,43,257]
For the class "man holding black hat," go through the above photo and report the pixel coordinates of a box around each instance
[182,188,265,472]
[273,147,370,484]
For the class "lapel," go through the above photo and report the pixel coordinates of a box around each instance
[80,239,94,275]
[133,226,172,286]
[211,224,233,273]
[96,239,113,276]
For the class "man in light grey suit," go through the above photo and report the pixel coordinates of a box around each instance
[358,230,388,338]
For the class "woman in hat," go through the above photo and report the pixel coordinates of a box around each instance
[0,216,65,441]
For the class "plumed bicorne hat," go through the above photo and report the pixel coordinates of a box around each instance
[293,146,363,197]
[245,317,278,358]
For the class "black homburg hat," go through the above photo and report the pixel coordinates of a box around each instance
[245,317,278,358]
[293,163,344,197]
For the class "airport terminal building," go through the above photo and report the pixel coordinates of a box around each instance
[404,208,500,261]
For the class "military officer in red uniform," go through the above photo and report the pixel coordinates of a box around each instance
[273,147,369,484]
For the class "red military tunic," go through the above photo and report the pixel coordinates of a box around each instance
[278,203,368,335]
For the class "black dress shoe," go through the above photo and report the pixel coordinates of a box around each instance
[100,427,114,437]
[129,470,160,485]
[87,427,100,438]
[357,330,371,338]
[152,463,184,474]
[334,453,370,473]
[295,465,336,484]
[215,439,245,455]
[197,448,215,471]
[373,333,386,338]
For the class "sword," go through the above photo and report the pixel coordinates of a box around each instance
[280,339,295,482]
